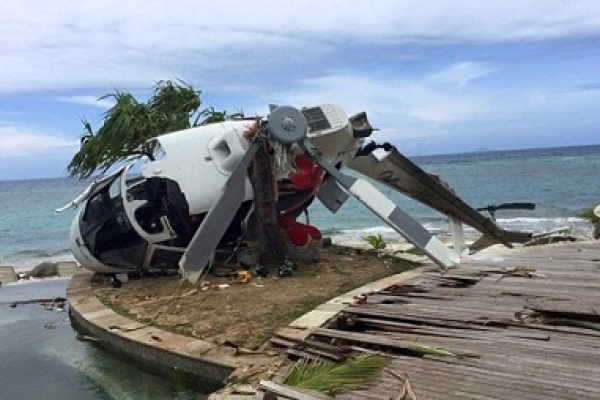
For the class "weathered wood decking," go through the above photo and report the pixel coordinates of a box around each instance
[273,241,600,399]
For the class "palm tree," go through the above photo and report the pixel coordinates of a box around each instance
[67,80,231,179]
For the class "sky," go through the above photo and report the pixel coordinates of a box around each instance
[1,1,600,180]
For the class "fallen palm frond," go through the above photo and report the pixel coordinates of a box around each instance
[517,309,600,332]
[405,342,479,359]
[495,266,546,282]
[283,354,388,395]
[544,318,600,332]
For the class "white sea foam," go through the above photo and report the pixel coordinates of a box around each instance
[326,216,595,243]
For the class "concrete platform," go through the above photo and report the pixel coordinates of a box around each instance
[57,261,79,277]
[67,269,281,394]
[0,265,16,284]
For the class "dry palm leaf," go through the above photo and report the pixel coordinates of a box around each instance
[385,369,418,400]
[495,266,546,282]
[406,342,479,359]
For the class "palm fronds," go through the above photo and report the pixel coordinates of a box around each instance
[67,80,241,180]
[283,354,388,395]
[544,318,600,331]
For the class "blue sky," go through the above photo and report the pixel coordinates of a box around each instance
[1,1,600,180]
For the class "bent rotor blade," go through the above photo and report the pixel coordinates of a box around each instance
[179,139,262,283]
[476,202,536,212]
[305,145,459,268]
[348,146,533,250]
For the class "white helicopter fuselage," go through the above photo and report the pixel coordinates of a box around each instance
[66,104,361,274]
[142,121,255,215]
[63,102,528,276]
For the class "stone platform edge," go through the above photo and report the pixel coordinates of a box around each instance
[67,269,277,392]
[66,254,433,396]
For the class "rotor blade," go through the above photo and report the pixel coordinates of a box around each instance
[493,202,536,211]
[304,143,459,268]
[349,145,532,249]
[179,139,261,283]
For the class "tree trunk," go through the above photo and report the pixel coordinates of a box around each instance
[248,142,287,267]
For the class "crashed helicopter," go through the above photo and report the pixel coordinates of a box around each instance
[57,104,532,280]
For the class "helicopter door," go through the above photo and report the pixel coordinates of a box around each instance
[121,164,178,244]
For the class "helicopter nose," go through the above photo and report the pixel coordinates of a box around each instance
[69,210,105,272]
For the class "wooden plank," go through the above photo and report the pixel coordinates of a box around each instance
[323,242,600,399]
[397,357,600,399]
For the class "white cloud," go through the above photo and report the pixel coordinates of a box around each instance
[0,1,598,177]
[56,95,115,109]
[407,98,488,123]
[429,62,495,87]
[0,126,78,157]
[0,1,599,93]
[264,70,490,128]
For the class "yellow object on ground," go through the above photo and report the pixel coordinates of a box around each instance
[236,270,253,284]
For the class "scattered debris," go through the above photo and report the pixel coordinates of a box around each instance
[44,320,57,329]
[521,306,600,332]
[108,321,154,332]
[270,335,352,362]
[75,332,101,342]
[114,273,129,283]
[6,297,67,310]
[491,266,547,281]
[385,369,418,400]
[235,270,253,284]
[257,380,330,399]
[222,340,265,356]
[405,342,479,359]
[228,364,275,385]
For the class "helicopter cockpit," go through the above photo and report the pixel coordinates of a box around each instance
[70,163,197,274]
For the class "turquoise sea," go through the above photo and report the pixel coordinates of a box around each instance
[1,144,599,271]
[1,144,599,399]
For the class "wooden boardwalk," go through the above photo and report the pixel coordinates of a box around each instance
[272,241,600,399]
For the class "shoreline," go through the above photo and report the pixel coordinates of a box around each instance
[3,214,595,273]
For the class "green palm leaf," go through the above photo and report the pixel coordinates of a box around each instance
[283,354,388,395]
[68,79,236,180]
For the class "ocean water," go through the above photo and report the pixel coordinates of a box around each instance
[1,144,599,270]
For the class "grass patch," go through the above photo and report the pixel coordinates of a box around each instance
[577,208,599,223]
